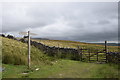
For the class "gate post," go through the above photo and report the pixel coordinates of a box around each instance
[77,46,80,60]
[105,41,108,63]
[81,48,82,61]
[77,46,82,61]
[88,49,90,62]
[97,52,98,61]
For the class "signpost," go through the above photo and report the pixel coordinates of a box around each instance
[19,31,37,69]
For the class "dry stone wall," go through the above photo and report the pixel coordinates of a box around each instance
[18,37,81,60]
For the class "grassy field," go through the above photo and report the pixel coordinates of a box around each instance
[1,37,119,78]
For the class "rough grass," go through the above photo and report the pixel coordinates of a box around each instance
[2,37,55,65]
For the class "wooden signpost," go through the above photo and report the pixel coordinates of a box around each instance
[19,31,37,69]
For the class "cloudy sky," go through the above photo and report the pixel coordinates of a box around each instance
[2,2,118,43]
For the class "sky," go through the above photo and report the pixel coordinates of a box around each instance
[1,2,118,43]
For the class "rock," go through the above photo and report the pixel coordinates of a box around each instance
[59,73,62,76]
[35,68,39,71]
[22,73,29,74]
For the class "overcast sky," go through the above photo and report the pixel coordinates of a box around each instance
[2,2,118,43]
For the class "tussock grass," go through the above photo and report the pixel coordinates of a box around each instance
[2,37,54,65]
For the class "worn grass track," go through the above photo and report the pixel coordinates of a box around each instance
[2,60,119,78]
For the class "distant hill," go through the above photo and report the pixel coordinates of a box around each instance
[92,43,119,46]
[32,38,50,40]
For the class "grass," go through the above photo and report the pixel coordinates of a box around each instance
[2,59,119,78]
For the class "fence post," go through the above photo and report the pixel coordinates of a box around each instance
[105,41,108,63]
[58,44,59,53]
[88,49,90,62]
[97,52,98,61]
[77,46,79,60]
[77,46,82,61]
[81,48,83,61]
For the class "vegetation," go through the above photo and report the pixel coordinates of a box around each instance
[1,37,119,78]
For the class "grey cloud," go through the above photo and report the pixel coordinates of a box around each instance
[94,20,110,25]
[2,2,118,42]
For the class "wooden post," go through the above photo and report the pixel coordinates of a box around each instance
[77,46,81,61]
[88,49,90,62]
[105,41,107,63]
[19,31,37,69]
[81,48,82,61]
[105,41,107,53]
[58,44,59,54]
[28,31,31,69]
[77,46,80,55]
[97,52,98,61]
